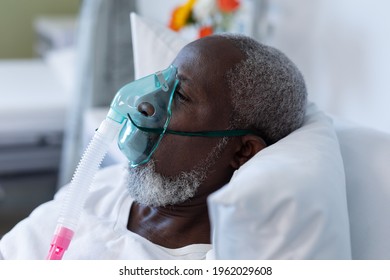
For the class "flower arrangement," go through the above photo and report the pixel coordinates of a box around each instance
[169,0,242,38]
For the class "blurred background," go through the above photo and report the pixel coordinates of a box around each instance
[0,0,389,237]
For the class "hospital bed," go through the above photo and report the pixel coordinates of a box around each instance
[0,59,69,174]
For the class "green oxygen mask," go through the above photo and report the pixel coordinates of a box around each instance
[109,65,265,167]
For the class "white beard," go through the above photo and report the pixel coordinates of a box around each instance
[125,137,229,207]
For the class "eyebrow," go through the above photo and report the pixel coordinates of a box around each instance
[176,73,192,85]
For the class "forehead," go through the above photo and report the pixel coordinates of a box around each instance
[173,37,242,80]
[172,37,244,96]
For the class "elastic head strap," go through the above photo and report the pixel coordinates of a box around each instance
[126,113,267,142]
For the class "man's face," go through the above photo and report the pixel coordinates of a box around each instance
[126,37,244,206]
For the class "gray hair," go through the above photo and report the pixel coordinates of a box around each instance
[216,34,307,144]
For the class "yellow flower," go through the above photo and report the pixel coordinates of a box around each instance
[169,0,197,31]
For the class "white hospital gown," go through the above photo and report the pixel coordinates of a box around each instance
[0,164,213,260]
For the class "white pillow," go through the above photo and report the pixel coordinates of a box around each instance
[130,13,189,79]
[130,13,351,259]
[208,104,351,259]
[335,121,390,259]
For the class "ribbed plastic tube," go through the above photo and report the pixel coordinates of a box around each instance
[46,117,122,260]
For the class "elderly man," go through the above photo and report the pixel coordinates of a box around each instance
[0,34,307,259]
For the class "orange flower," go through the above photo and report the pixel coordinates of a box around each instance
[217,0,240,12]
[169,0,197,31]
[198,25,213,38]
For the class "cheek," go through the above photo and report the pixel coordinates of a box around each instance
[153,95,231,177]
[152,134,221,177]
[169,105,212,131]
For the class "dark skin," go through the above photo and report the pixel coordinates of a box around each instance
[127,36,266,249]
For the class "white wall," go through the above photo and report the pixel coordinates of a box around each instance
[268,0,390,133]
[136,0,183,26]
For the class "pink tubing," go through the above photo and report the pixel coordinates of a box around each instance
[46,117,122,260]
[46,226,74,260]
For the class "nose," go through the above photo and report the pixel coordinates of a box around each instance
[137,102,155,117]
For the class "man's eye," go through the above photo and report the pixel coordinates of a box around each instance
[174,90,189,103]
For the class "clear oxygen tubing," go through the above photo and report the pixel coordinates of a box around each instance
[46,110,124,260]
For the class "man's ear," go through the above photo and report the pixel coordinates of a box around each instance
[230,135,267,169]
